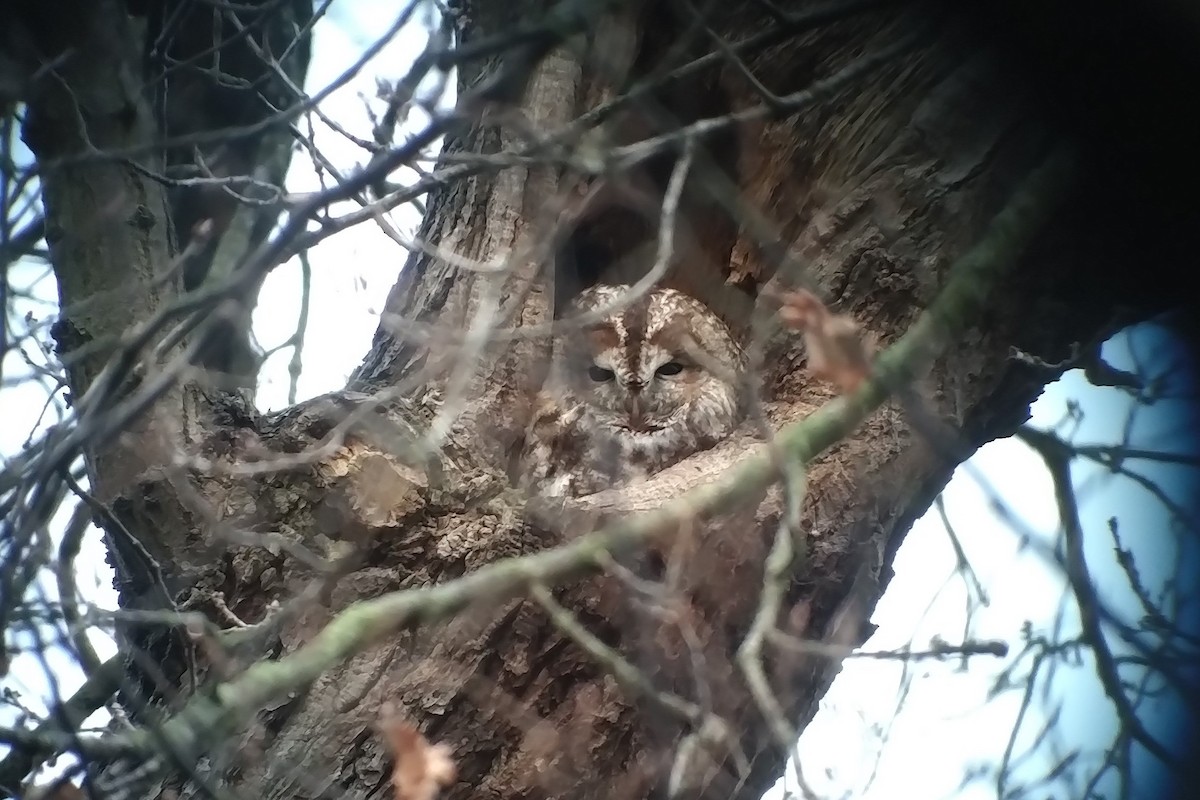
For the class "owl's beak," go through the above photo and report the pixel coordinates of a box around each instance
[625,392,644,430]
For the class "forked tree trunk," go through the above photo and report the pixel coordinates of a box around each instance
[16,0,1197,799]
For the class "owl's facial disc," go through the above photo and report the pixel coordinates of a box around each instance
[578,358,663,433]
[561,293,738,438]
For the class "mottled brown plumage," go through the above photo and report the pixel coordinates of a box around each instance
[520,285,746,497]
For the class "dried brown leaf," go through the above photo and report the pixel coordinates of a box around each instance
[378,706,457,800]
[776,288,874,393]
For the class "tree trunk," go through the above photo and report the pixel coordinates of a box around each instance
[9,0,1197,798]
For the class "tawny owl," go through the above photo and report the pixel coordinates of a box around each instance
[520,284,746,498]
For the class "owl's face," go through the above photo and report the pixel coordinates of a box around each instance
[557,285,745,444]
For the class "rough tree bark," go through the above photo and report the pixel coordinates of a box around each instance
[7,0,1198,799]
[4,0,312,732]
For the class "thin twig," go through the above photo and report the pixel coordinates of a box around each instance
[0,146,1078,769]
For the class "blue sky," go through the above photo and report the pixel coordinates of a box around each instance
[777,321,1199,799]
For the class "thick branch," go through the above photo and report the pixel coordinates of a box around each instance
[16,0,181,499]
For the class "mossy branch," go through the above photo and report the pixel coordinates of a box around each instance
[6,146,1078,765]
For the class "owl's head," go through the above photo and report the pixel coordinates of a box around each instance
[557,285,745,441]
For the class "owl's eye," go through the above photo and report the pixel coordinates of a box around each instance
[588,365,616,382]
[655,361,684,377]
